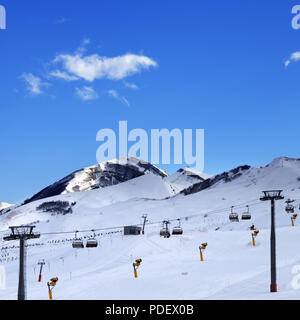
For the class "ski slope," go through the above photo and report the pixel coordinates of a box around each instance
[1,225,300,300]
[1,157,300,300]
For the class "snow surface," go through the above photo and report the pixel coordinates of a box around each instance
[1,156,300,300]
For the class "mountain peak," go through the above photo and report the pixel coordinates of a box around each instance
[0,202,14,211]
[178,167,212,180]
[24,156,168,204]
[267,157,300,169]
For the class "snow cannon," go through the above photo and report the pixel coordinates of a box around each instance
[251,230,259,246]
[200,243,208,250]
[47,277,58,300]
[49,277,58,286]
[199,243,208,262]
[291,214,298,227]
[133,259,142,278]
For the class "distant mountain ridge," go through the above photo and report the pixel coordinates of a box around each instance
[18,156,300,207]
[180,156,300,197]
[180,165,251,196]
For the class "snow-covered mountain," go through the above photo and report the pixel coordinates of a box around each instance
[1,156,300,300]
[2,156,300,232]
[164,167,212,194]
[0,202,13,211]
[24,156,168,204]
[179,167,212,180]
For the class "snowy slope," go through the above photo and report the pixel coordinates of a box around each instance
[1,156,300,300]
[0,173,173,233]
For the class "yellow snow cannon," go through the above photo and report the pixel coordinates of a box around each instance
[47,277,58,300]
[199,243,208,261]
[251,230,259,246]
[291,214,298,227]
[133,259,142,278]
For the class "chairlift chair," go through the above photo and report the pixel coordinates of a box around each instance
[72,239,84,249]
[160,221,171,238]
[86,239,98,248]
[286,204,295,214]
[86,230,98,248]
[229,206,239,222]
[72,231,84,249]
[285,199,295,213]
[172,219,183,235]
[241,205,252,220]
[160,229,171,238]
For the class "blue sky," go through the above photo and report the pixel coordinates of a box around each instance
[1,0,300,203]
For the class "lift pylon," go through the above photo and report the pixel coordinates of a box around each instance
[3,226,40,300]
[141,215,148,235]
[38,259,45,282]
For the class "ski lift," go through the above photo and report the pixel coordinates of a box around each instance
[160,221,171,238]
[286,205,295,214]
[86,230,98,248]
[241,205,252,220]
[286,199,295,213]
[229,206,239,222]
[72,231,84,249]
[172,219,183,235]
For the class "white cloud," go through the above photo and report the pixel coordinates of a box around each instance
[124,81,138,89]
[285,51,300,67]
[76,38,91,55]
[76,86,99,101]
[54,18,68,24]
[49,70,79,81]
[21,73,49,95]
[53,52,157,82]
[108,89,130,107]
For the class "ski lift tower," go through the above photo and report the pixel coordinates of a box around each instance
[260,190,284,293]
[3,226,40,300]
[141,215,148,235]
